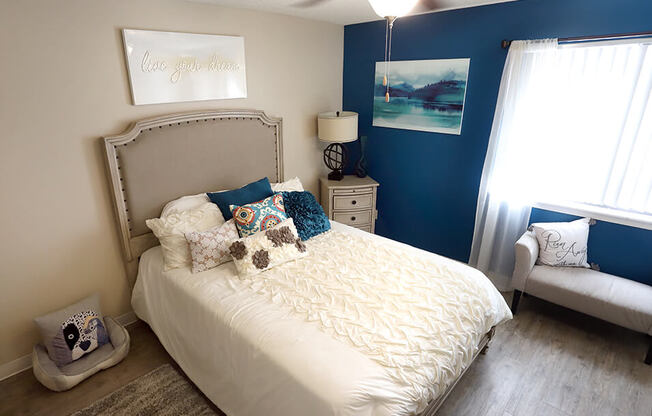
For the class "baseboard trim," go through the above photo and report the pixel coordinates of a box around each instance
[0,354,32,382]
[0,310,139,382]
[115,310,139,326]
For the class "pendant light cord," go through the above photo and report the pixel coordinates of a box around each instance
[384,18,389,82]
[387,19,393,94]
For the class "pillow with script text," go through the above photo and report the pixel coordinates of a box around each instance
[530,218,591,268]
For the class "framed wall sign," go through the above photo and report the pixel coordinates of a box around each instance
[122,29,247,105]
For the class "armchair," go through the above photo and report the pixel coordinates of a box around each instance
[511,230,652,364]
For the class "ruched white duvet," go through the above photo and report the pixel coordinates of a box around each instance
[132,222,511,416]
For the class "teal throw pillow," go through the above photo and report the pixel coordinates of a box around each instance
[207,177,273,220]
[282,191,330,240]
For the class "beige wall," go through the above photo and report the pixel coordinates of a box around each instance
[0,0,342,365]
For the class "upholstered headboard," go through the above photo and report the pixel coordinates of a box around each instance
[103,109,283,284]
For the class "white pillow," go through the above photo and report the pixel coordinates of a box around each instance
[271,176,304,192]
[146,202,224,270]
[530,218,590,268]
[160,177,303,216]
[161,193,211,217]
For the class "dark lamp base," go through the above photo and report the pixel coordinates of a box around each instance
[323,143,347,182]
[328,170,344,181]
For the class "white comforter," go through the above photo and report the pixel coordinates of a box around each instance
[132,222,511,416]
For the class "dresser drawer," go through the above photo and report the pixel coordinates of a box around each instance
[333,193,372,210]
[333,187,374,195]
[333,210,372,226]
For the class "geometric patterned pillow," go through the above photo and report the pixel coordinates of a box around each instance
[230,193,288,238]
[185,219,239,273]
[228,217,307,277]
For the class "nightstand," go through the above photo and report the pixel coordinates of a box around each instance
[320,176,379,233]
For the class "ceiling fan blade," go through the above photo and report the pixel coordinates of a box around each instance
[292,0,333,8]
[415,0,442,12]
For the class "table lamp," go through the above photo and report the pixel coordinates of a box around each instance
[317,111,358,181]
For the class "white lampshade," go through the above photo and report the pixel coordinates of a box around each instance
[317,111,358,143]
[368,0,419,18]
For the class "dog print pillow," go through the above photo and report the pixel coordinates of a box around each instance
[34,294,110,367]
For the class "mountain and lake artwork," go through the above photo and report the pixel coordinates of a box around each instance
[373,58,470,135]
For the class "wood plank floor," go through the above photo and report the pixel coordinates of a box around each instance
[0,320,224,416]
[437,294,652,416]
[1,294,650,416]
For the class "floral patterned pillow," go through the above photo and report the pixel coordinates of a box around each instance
[230,193,288,238]
[185,219,239,273]
[229,217,307,277]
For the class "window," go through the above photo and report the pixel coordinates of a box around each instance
[490,39,652,228]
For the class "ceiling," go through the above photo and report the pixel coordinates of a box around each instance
[187,0,518,26]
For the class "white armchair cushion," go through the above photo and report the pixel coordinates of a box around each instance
[530,218,590,268]
[527,266,652,335]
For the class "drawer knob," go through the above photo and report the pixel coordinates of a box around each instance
[351,216,356,221]
[351,200,357,205]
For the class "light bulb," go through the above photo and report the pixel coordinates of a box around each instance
[368,0,419,18]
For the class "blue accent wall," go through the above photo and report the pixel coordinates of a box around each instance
[343,0,652,285]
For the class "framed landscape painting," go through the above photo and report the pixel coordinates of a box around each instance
[372,58,470,135]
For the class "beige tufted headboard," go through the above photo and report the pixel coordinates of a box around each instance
[103,109,283,285]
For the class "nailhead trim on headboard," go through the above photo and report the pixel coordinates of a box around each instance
[103,110,283,272]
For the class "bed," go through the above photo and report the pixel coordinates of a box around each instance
[103,110,512,416]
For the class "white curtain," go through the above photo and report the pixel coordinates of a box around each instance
[470,37,652,290]
[469,39,557,290]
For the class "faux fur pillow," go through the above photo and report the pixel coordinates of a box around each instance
[282,191,330,240]
[228,217,307,277]
[185,219,239,273]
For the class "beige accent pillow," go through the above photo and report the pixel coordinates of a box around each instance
[185,219,239,273]
[146,202,224,270]
[229,217,307,277]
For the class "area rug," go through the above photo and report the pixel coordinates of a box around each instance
[70,364,221,416]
